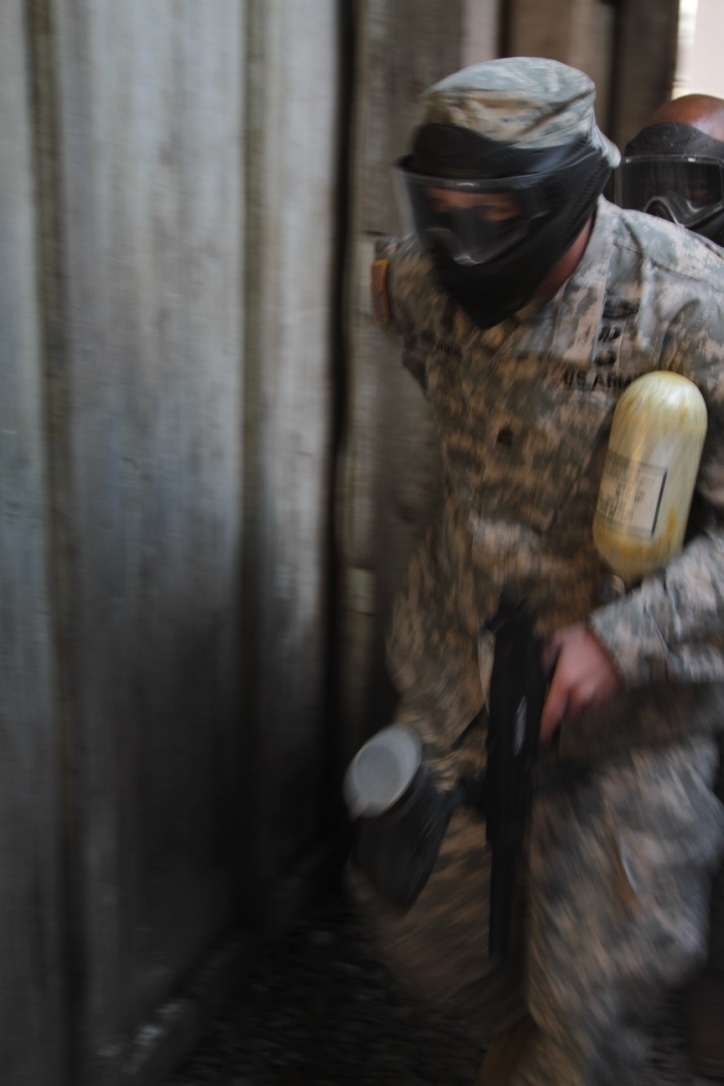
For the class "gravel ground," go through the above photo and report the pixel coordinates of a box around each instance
[165,888,715,1086]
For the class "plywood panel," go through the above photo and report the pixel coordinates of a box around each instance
[0,2,67,1083]
[52,2,246,1078]
[609,0,679,150]
[242,0,339,931]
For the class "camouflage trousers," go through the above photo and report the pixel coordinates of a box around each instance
[349,735,724,1086]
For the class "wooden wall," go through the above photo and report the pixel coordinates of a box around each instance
[52,4,248,1081]
[0,3,68,1081]
[607,0,681,150]
[243,0,342,937]
[2,1,340,1083]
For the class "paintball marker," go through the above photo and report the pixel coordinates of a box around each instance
[343,592,547,957]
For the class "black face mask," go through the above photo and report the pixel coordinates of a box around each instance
[397,125,612,329]
[619,123,724,248]
[642,198,677,223]
[431,157,610,329]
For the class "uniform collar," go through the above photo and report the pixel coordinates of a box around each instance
[549,197,616,365]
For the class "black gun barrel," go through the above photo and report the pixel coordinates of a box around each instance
[485,593,546,956]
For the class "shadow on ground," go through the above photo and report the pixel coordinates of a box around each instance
[164,889,485,1086]
[165,887,711,1086]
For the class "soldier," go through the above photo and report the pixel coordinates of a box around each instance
[351,58,724,1085]
[619,92,724,1080]
[618,93,724,246]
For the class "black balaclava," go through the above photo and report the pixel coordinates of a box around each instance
[620,122,724,246]
[396,123,612,329]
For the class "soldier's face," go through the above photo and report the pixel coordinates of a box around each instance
[426,187,520,223]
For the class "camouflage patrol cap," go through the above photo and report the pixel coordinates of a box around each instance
[421,56,620,166]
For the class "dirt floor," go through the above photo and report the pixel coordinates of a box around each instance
[164,888,484,1086]
[164,888,713,1086]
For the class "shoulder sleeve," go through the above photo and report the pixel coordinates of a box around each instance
[370,235,438,391]
[589,282,724,688]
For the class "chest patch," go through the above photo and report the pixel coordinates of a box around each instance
[594,296,640,369]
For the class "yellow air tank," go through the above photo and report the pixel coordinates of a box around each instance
[593,371,707,582]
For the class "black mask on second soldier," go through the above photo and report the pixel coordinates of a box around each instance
[397,125,612,329]
[619,123,724,247]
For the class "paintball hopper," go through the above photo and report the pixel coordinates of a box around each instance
[343,724,463,908]
[343,593,546,960]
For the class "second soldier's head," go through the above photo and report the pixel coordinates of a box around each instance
[617,94,724,248]
[395,57,619,329]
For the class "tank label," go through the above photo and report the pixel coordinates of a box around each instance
[595,450,667,536]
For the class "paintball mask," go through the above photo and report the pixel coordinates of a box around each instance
[395,123,612,328]
[618,122,724,245]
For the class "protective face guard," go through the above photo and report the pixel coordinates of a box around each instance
[617,154,724,230]
[395,158,551,265]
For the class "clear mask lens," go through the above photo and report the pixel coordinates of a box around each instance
[617,156,724,228]
[395,162,549,265]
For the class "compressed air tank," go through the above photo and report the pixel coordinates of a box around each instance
[593,371,707,581]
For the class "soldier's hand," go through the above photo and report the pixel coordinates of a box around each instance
[539,623,623,744]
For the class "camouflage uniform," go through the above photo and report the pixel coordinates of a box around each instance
[356,59,724,1086]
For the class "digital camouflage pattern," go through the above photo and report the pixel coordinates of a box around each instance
[523,736,722,1085]
[354,197,724,1083]
[421,57,620,165]
[382,198,724,752]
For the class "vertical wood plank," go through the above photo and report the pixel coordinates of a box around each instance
[608,0,680,149]
[52,2,246,1079]
[0,2,67,1083]
[243,0,339,933]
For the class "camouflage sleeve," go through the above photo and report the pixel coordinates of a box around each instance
[589,302,724,687]
[372,235,437,391]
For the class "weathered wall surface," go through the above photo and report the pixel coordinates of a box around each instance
[243,0,340,935]
[51,4,248,1080]
[3,1,340,1083]
[0,3,67,1082]
[607,0,681,149]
